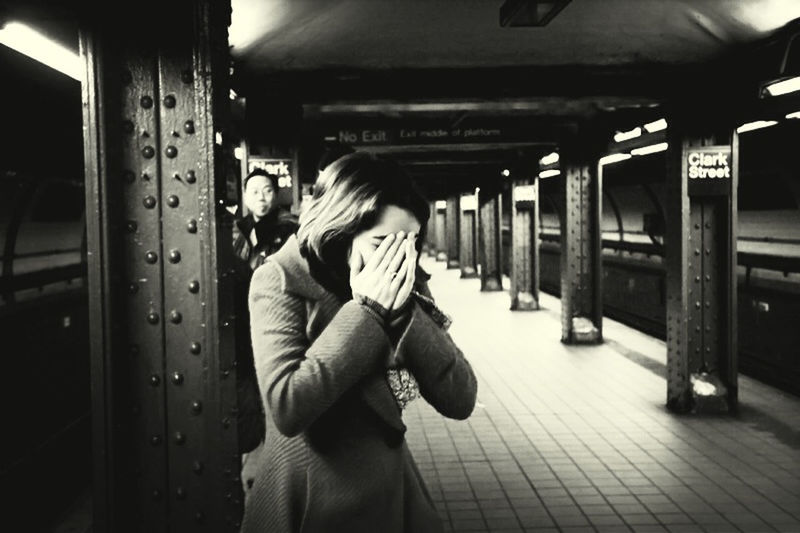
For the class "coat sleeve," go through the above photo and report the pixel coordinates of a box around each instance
[249,262,393,437]
[394,283,477,420]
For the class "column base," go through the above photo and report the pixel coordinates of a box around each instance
[510,291,539,311]
[447,259,460,269]
[481,277,503,291]
[689,372,731,414]
[562,316,601,344]
[460,266,479,279]
[435,252,448,262]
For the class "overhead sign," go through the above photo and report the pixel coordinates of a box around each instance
[324,121,551,148]
[435,200,447,210]
[460,195,477,211]
[686,146,731,195]
[247,158,294,207]
[248,158,293,188]
[514,184,537,210]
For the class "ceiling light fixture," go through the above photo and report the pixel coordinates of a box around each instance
[736,120,778,133]
[539,169,561,179]
[643,119,668,133]
[785,111,800,119]
[613,127,642,143]
[630,143,668,156]
[0,21,81,81]
[500,0,572,27]
[763,76,800,96]
[539,152,559,166]
[599,153,632,166]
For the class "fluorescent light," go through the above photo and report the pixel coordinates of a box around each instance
[501,169,511,177]
[786,111,800,120]
[631,142,668,156]
[539,152,559,166]
[0,22,81,81]
[643,119,668,133]
[763,76,800,97]
[613,127,641,143]
[736,120,778,134]
[539,169,561,179]
[599,153,632,166]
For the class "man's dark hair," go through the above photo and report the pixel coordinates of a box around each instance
[243,168,279,191]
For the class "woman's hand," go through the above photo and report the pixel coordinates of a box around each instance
[391,234,418,312]
[349,232,409,311]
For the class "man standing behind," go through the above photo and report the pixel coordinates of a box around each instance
[232,168,298,492]
[233,168,299,270]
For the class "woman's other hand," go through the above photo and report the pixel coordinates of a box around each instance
[391,234,417,312]
[350,231,408,310]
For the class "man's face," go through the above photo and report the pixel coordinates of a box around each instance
[244,175,276,218]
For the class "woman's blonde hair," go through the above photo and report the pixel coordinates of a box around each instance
[298,152,429,271]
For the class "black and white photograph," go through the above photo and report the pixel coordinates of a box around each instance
[1,1,799,532]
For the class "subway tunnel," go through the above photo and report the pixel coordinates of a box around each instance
[1,1,800,532]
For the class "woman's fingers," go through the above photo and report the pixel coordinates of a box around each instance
[364,233,395,272]
[386,239,407,277]
[377,231,405,274]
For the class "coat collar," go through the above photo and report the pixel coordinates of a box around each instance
[267,234,329,301]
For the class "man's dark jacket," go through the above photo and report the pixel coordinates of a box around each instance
[233,208,299,453]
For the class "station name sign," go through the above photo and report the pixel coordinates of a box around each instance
[514,184,537,210]
[248,158,293,188]
[460,195,478,211]
[686,146,731,196]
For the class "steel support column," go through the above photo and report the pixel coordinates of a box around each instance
[560,143,602,343]
[510,177,540,310]
[665,113,738,413]
[445,195,460,269]
[425,200,438,257]
[434,201,447,262]
[478,190,503,291]
[459,192,479,278]
[80,2,240,531]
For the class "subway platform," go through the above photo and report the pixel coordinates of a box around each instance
[405,256,800,533]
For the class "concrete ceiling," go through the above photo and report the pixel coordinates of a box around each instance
[230,0,800,71]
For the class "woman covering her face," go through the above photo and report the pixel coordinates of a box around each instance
[240,152,477,533]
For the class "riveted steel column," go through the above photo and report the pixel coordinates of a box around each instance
[510,177,540,310]
[478,189,503,291]
[434,200,447,262]
[665,112,738,413]
[560,143,602,343]
[425,200,437,257]
[80,2,239,531]
[459,191,479,278]
[445,195,460,269]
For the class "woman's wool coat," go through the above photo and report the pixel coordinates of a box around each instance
[240,235,478,533]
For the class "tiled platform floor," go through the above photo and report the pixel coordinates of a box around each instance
[405,256,800,533]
